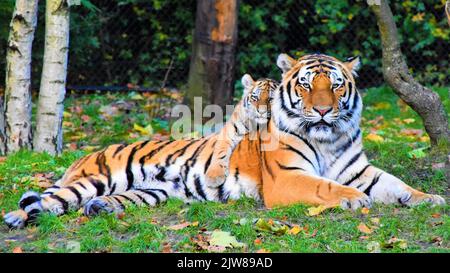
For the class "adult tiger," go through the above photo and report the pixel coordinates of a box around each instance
[3,53,446,229]
[3,75,278,229]
[260,53,445,209]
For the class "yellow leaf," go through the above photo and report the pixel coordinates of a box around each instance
[372,102,391,110]
[402,118,415,124]
[63,111,72,118]
[361,207,370,215]
[307,205,328,216]
[133,123,153,135]
[288,225,302,235]
[365,133,384,143]
[370,217,380,225]
[357,223,373,234]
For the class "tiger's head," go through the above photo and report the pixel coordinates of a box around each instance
[241,74,279,124]
[272,53,362,141]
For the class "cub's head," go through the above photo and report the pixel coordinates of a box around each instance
[241,74,279,124]
[273,53,362,141]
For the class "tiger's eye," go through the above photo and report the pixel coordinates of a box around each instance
[302,83,310,89]
[332,83,340,89]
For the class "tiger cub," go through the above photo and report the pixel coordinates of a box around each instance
[205,74,277,187]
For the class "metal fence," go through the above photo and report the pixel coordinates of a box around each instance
[1,0,449,92]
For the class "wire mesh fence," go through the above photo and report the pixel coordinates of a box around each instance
[1,0,448,92]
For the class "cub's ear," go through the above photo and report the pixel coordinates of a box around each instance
[276,53,296,74]
[241,74,255,91]
[344,56,361,76]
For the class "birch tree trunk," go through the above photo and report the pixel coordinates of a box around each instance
[3,0,39,154]
[369,0,450,147]
[33,0,70,155]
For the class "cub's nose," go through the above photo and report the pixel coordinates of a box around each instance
[313,106,332,117]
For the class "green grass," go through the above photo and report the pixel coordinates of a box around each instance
[0,86,448,253]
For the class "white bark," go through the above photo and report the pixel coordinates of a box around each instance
[3,0,39,154]
[34,0,70,155]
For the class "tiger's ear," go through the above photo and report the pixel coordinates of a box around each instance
[277,53,296,74]
[241,74,255,95]
[344,56,361,76]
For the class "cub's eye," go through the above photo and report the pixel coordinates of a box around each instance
[332,83,340,89]
[302,83,310,89]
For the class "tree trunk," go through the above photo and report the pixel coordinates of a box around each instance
[33,0,70,155]
[3,0,39,154]
[369,0,449,147]
[185,0,238,112]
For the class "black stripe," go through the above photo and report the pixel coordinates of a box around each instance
[112,144,126,158]
[67,186,82,205]
[343,164,370,186]
[88,177,105,196]
[19,195,41,210]
[282,143,315,169]
[111,196,125,209]
[363,173,382,196]
[75,181,87,190]
[194,176,207,200]
[148,188,168,198]
[127,141,151,190]
[337,151,363,179]
[217,184,227,203]
[204,152,213,173]
[138,189,161,205]
[155,166,167,182]
[134,192,149,205]
[165,139,199,165]
[49,195,69,212]
[276,161,306,171]
[118,194,135,203]
[110,183,116,194]
[279,128,320,167]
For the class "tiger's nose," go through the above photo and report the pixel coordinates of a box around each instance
[313,106,332,117]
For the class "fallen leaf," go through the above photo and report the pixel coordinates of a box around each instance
[357,223,373,234]
[81,115,91,123]
[168,222,191,231]
[431,163,445,170]
[431,213,441,219]
[117,212,126,220]
[254,238,262,245]
[370,217,380,225]
[133,123,153,136]
[254,218,289,235]
[162,242,172,253]
[76,216,89,225]
[361,207,370,215]
[402,118,415,124]
[384,237,407,250]
[400,129,423,137]
[12,247,23,253]
[366,241,381,253]
[307,205,329,216]
[288,225,302,235]
[365,133,384,143]
[372,102,391,110]
[209,230,245,248]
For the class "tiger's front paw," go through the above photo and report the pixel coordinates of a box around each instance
[3,209,28,229]
[339,188,372,210]
[205,164,228,188]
